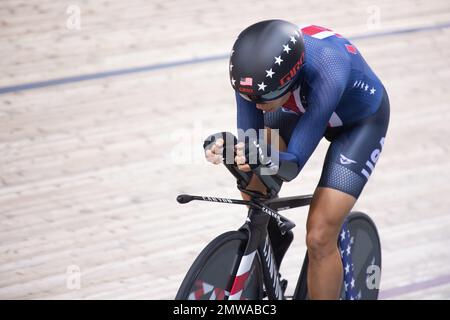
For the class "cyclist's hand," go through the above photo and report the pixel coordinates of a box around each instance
[235,142,251,172]
[203,132,238,165]
[235,139,275,173]
[203,132,237,164]
[205,138,224,165]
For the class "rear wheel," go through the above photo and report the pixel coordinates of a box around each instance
[293,211,381,300]
[340,211,381,300]
[175,231,264,300]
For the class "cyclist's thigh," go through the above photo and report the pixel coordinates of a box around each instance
[318,88,390,199]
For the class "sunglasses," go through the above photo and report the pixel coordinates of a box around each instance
[238,78,296,104]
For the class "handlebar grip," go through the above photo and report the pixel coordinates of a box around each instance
[176,194,194,204]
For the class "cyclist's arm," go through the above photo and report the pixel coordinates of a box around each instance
[236,93,298,182]
[236,92,264,140]
[279,48,351,179]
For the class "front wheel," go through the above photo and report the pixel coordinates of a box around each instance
[175,231,264,300]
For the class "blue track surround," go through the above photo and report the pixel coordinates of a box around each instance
[1,22,449,95]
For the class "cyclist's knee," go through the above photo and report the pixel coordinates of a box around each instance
[306,225,338,260]
[306,188,355,260]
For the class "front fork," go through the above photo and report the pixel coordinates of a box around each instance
[228,209,285,300]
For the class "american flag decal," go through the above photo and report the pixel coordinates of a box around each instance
[240,77,253,86]
[300,25,343,39]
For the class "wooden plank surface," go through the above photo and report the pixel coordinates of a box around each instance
[0,0,449,299]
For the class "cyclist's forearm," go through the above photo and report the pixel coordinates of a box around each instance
[269,151,300,182]
[274,158,300,182]
[245,144,300,183]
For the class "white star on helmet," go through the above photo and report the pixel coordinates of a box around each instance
[274,56,283,65]
[290,36,297,44]
[283,44,291,53]
[257,82,267,91]
[265,69,275,78]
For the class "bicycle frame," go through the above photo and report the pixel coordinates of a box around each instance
[177,192,366,300]
[230,208,284,300]
[177,192,313,300]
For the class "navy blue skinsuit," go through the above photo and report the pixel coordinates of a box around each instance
[236,25,390,198]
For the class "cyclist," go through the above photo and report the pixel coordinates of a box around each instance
[205,19,389,299]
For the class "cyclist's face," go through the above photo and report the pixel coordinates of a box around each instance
[256,91,291,112]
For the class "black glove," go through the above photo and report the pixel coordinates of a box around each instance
[243,139,277,171]
[242,138,299,182]
[203,132,237,165]
[203,132,253,189]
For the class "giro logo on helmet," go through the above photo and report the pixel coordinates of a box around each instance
[280,52,304,86]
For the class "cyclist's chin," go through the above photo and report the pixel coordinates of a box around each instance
[266,106,282,112]
[257,105,281,112]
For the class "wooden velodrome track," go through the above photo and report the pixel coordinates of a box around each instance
[0,0,449,299]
